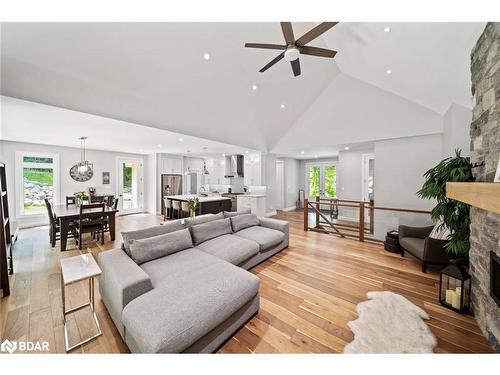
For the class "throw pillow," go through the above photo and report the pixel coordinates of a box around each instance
[190,218,232,245]
[121,220,185,256]
[230,213,260,233]
[129,228,193,265]
[429,222,451,240]
[223,208,251,218]
[184,212,224,227]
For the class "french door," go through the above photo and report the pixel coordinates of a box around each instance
[116,157,144,215]
[305,162,337,203]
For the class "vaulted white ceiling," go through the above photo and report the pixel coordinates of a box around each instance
[0,22,484,156]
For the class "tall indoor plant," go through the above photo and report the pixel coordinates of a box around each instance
[417,149,473,256]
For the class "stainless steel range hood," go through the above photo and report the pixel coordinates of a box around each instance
[224,154,244,178]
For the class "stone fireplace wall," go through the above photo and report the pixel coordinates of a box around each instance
[469,22,500,352]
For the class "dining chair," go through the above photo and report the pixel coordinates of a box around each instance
[96,198,119,242]
[66,196,76,206]
[171,200,181,219]
[73,203,106,250]
[45,198,74,248]
[163,197,172,221]
[181,201,190,218]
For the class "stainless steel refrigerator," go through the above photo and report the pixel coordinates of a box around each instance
[161,174,182,215]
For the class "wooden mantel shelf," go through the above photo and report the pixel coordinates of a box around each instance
[446,182,500,214]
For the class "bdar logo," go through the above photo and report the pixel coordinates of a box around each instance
[1,339,17,353]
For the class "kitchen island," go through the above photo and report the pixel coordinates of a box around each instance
[165,195,232,216]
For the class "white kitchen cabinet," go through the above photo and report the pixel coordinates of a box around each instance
[244,160,261,186]
[161,157,182,174]
[237,195,266,217]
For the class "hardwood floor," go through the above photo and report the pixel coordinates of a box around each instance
[0,211,493,353]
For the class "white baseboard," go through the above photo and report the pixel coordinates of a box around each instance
[265,210,277,217]
[282,206,298,212]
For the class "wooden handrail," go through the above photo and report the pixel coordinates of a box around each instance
[304,197,433,244]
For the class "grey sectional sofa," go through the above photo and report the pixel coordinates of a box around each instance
[98,211,289,353]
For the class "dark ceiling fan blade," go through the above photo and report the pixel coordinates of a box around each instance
[300,46,337,58]
[259,52,285,72]
[295,22,338,47]
[245,43,287,50]
[291,59,301,77]
[280,22,295,45]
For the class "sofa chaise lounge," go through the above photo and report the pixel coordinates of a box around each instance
[98,211,289,353]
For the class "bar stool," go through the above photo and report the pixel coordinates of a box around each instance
[171,200,181,220]
[163,197,172,221]
[181,201,190,218]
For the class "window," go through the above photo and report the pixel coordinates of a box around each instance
[16,152,59,216]
[323,165,337,198]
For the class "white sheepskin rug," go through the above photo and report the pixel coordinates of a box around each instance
[343,291,437,353]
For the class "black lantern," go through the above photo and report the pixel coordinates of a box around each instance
[439,259,471,313]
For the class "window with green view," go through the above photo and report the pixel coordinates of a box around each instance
[323,166,337,198]
[308,166,320,197]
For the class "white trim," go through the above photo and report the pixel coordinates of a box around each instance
[265,210,277,217]
[282,206,297,212]
[15,151,60,221]
[116,156,144,215]
[361,153,375,202]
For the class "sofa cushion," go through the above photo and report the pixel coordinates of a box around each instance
[400,237,425,259]
[195,234,259,265]
[129,228,193,265]
[121,221,185,256]
[123,249,260,353]
[235,226,285,251]
[223,208,251,218]
[189,218,232,246]
[230,214,260,233]
[185,212,223,227]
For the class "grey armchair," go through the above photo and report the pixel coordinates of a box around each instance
[398,225,454,273]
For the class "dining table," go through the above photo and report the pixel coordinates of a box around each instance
[52,204,119,251]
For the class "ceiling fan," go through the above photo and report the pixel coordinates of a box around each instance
[245,22,338,77]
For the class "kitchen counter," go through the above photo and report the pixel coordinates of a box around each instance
[165,195,231,202]
[165,195,232,216]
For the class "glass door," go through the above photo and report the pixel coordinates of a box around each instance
[305,162,337,204]
[117,157,143,214]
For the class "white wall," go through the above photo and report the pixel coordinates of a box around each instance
[282,158,299,209]
[1,140,148,226]
[145,153,157,214]
[337,150,373,201]
[260,153,277,214]
[442,103,471,157]
[372,134,442,238]
[272,73,443,154]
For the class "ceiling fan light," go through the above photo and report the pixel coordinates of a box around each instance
[284,48,300,62]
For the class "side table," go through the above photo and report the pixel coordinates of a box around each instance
[60,253,102,352]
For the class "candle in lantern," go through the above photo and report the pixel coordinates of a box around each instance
[445,289,454,305]
[451,291,461,309]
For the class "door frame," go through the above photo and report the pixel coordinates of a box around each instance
[304,161,338,201]
[275,160,285,210]
[361,153,375,202]
[116,157,144,215]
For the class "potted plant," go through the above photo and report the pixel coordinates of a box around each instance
[74,191,87,205]
[417,149,473,256]
[187,197,199,219]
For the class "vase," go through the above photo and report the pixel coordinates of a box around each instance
[190,209,196,219]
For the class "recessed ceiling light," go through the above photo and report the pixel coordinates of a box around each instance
[384,26,391,33]
[344,146,350,150]
[178,137,184,142]
[300,151,305,155]
[314,155,318,158]
[157,144,162,148]
[280,104,285,109]
[386,69,392,75]
[252,85,258,91]
[203,52,210,60]
[245,150,249,154]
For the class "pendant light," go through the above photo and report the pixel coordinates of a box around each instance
[77,136,93,176]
